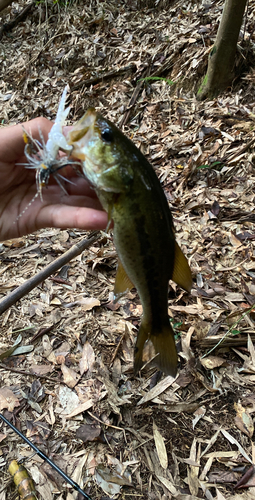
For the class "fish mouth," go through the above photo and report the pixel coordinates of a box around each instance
[67,109,100,178]
[67,108,97,145]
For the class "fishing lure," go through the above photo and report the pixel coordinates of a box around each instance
[16,86,80,220]
[22,85,74,199]
[9,460,37,500]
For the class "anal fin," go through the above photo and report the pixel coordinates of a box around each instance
[114,259,134,301]
[172,241,192,292]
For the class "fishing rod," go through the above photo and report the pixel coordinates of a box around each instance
[0,413,92,500]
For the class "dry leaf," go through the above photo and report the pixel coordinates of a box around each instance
[221,429,252,464]
[61,363,80,388]
[234,402,254,438]
[58,386,80,415]
[216,488,227,500]
[188,438,200,496]
[0,433,7,443]
[79,342,95,375]
[229,233,242,247]
[30,364,53,376]
[50,297,62,305]
[192,406,206,429]
[80,297,100,311]
[76,424,101,443]
[200,356,226,369]
[65,400,93,419]
[153,420,168,470]
[156,475,178,495]
[0,388,20,412]
[137,375,176,405]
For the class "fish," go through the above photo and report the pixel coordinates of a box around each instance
[67,110,192,376]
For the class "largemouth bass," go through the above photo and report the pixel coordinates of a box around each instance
[67,110,192,376]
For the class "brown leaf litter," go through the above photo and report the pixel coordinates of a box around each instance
[1,0,255,498]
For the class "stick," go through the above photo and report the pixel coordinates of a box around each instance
[0,231,100,316]
[119,66,151,128]
[0,362,59,383]
[225,136,255,162]
[72,64,136,91]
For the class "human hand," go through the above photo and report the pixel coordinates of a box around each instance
[0,117,108,242]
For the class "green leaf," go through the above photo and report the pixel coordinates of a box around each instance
[139,76,174,86]
[231,329,241,336]
[197,161,223,170]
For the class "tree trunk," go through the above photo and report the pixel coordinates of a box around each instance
[197,0,248,101]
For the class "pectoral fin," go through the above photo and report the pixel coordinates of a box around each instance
[114,259,134,301]
[172,241,192,292]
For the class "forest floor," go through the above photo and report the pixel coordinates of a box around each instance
[1,0,255,499]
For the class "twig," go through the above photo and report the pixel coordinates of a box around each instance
[119,66,151,128]
[87,411,125,433]
[0,362,59,383]
[71,64,136,91]
[0,231,100,316]
[202,303,255,357]
[30,323,59,342]
[110,330,126,364]
[225,136,255,163]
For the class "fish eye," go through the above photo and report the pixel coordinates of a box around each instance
[101,128,114,143]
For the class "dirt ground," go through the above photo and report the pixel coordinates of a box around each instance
[1,0,255,499]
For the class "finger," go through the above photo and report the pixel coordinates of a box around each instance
[36,204,108,232]
[44,192,104,211]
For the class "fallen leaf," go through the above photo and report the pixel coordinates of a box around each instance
[216,488,228,499]
[234,402,254,438]
[80,297,100,311]
[61,363,80,388]
[153,420,168,470]
[58,386,80,415]
[235,466,255,489]
[200,356,226,369]
[156,475,178,495]
[137,375,176,405]
[79,342,95,375]
[0,388,20,412]
[76,424,101,443]
[221,429,252,464]
[0,433,7,443]
[50,297,62,305]
[65,400,93,418]
[30,364,53,376]
[192,406,206,429]
[229,232,242,247]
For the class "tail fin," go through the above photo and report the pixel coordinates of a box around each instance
[134,320,178,376]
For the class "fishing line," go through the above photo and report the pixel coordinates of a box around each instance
[0,413,92,500]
